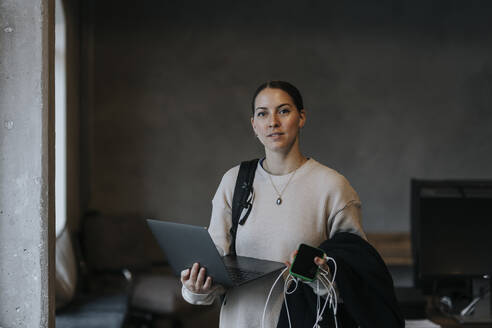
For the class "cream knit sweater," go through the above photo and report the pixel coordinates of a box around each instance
[181,158,366,328]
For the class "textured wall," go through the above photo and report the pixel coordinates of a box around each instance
[0,0,55,327]
[85,0,492,232]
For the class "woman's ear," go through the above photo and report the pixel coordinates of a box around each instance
[251,116,257,136]
[298,108,306,129]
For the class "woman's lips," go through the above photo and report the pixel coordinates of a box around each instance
[267,132,284,137]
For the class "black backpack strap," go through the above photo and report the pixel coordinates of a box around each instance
[229,159,259,256]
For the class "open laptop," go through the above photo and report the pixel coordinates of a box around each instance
[147,219,285,288]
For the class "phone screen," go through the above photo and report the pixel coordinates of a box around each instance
[289,243,325,281]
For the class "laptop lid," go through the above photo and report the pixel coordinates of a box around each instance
[147,219,285,288]
[146,219,235,286]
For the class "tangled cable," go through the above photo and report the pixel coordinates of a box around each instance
[262,255,338,328]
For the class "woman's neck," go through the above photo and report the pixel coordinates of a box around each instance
[263,146,306,175]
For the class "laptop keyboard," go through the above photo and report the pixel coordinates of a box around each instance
[226,266,264,284]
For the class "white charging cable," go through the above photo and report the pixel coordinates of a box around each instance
[261,255,338,328]
[262,267,289,328]
[317,256,338,328]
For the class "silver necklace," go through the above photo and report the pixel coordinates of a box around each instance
[264,160,303,205]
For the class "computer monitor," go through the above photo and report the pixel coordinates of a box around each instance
[411,179,492,292]
[411,179,492,323]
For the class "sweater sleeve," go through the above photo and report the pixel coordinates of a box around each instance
[180,167,238,306]
[326,175,366,240]
[310,173,366,298]
[207,166,239,256]
[181,284,226,305]
[181,285,216,305]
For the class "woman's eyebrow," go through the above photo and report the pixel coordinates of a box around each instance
[255,103,291,111]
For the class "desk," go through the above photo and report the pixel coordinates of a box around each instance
[426,300,492,328]
[397,289,492,328]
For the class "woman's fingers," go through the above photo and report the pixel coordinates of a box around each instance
[290,250,298,263]
[190,262,199,283]
[314,256,326,266]
[195,267,206,290]
[203,276,212,291]
[181,263,214,293]
[180,268,190,284]
[182,263,200,292]
[314,255,330,274]
[285,249,298,267]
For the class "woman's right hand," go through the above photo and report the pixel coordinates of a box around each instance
[180,262,214,294]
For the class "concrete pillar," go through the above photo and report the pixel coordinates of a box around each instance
[0,0,55,327]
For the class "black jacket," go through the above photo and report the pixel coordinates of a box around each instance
[277,232,404,328]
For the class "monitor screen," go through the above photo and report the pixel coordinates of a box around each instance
[412,181,492,289]
[420,197,492,276]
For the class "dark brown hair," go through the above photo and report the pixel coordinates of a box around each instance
[251,81,304,115]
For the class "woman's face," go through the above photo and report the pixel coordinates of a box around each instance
[251,88,306,153]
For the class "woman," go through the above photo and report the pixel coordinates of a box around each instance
[180,81,366,327]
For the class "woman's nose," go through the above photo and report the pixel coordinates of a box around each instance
[268,114,280,127]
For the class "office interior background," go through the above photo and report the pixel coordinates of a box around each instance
[85,1,492,232]
[1,0,492,327]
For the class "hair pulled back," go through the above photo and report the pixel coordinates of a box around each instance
[251,81,304,115]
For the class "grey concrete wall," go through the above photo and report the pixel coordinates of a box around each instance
[0,0,55,327]
[83,0,492,232]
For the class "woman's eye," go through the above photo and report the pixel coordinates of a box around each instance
[257,112,266,117]
[279,108,290,115]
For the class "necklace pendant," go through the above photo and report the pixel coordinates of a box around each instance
[276,197,282,205]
